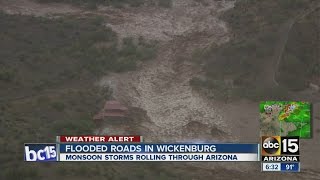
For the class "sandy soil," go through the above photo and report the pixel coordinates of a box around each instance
[99,0,235,143]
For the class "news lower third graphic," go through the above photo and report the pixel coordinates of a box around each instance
[260,136,300,172]
[58,143,259,162]
[22,100,313,173]
[24,136,259,162]
[24,134,305,173]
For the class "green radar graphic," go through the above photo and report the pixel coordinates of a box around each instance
[260,101,311,138]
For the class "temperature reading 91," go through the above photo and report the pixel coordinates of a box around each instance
[286,164,295,170]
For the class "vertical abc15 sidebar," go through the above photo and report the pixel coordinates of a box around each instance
[261,136,300,157]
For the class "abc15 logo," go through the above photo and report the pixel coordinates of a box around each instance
[261,136,299,156]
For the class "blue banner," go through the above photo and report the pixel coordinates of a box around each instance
[24,143,57,162]
[59,143,258,153]
[281,162,300,172]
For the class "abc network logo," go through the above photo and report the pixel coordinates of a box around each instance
[24,143,57,161]
[261,136,299,156]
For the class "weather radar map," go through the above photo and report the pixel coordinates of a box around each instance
[260,101,311,138]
